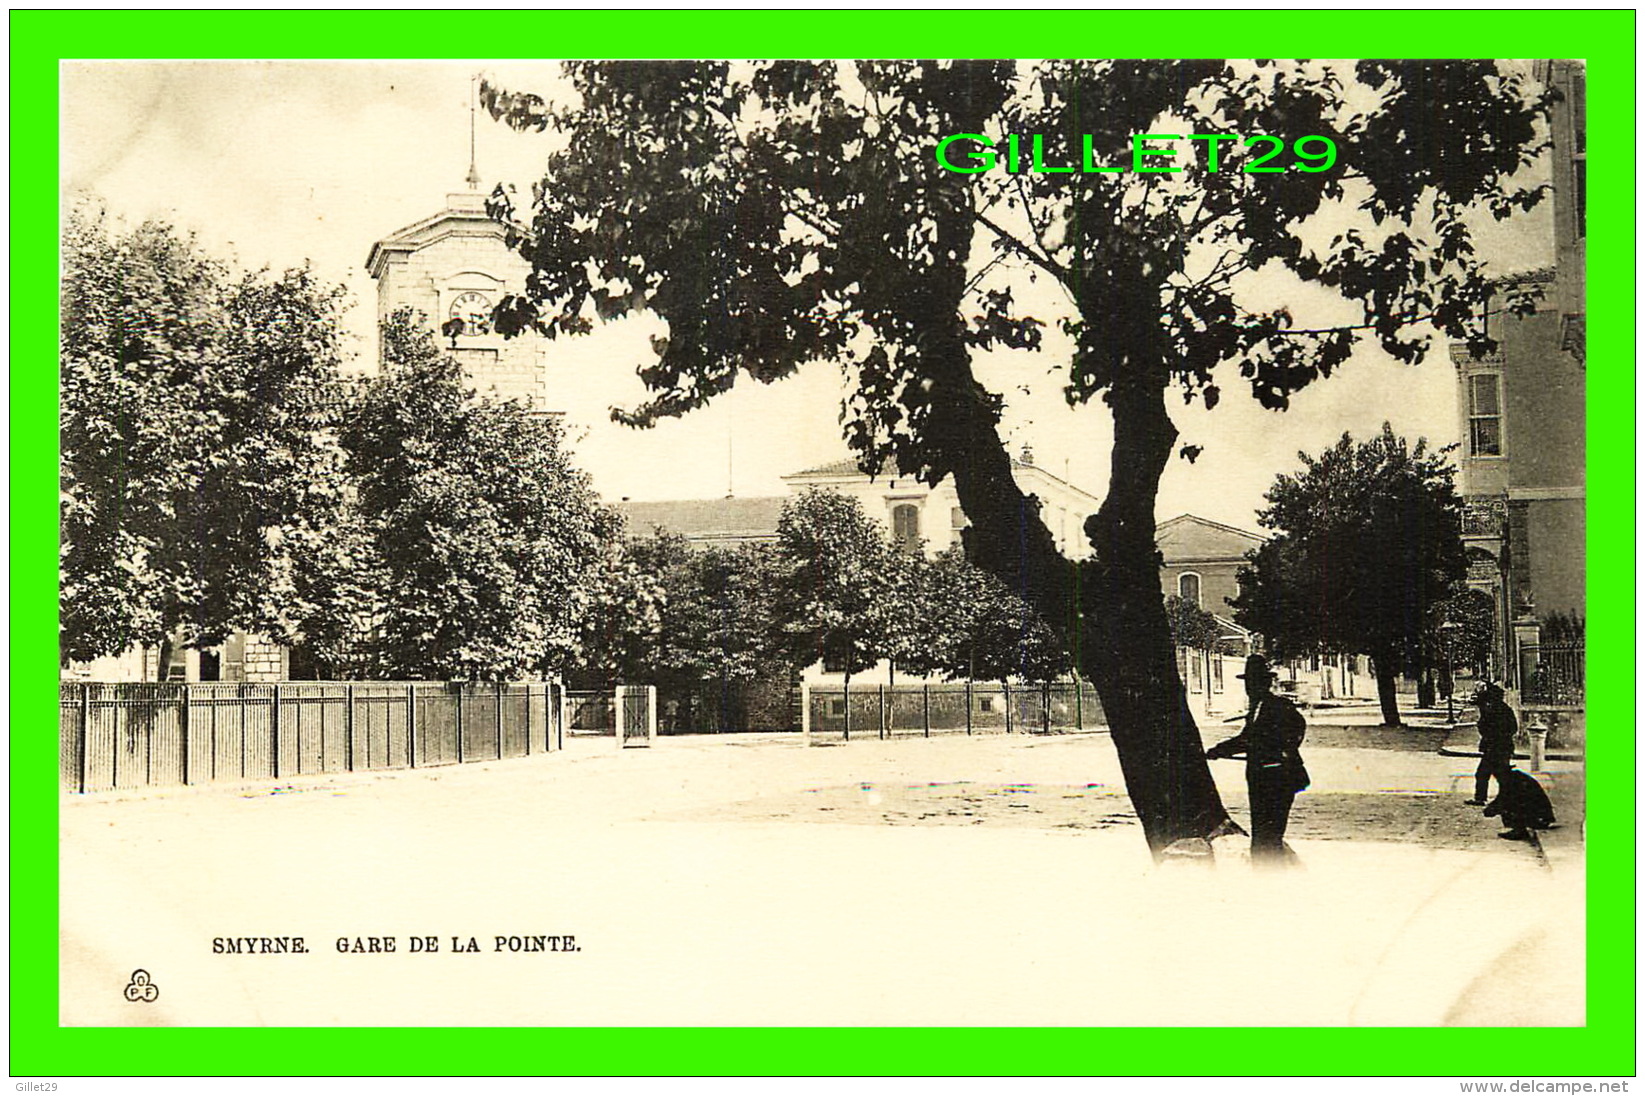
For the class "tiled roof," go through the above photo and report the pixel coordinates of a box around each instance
[617,496,788,541]
[788,454,1034,478]
[1156,514,1266,562]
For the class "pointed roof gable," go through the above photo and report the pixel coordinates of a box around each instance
[365,191,514,279]
[1155,514,1266,564]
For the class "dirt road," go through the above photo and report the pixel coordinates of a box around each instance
[59,725,1584,1027]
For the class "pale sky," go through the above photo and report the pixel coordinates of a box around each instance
[60,60,1555,532]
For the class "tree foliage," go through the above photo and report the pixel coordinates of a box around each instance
[1165,595,1225,653]
[916,547,1069,684]
[770,489,907,682]
[319,310,616,680]
[1231,424,1468,725]
[60,207,348,664]
[1433,588,1496,678]
[575,530,788,701]
[480,60,1549,851]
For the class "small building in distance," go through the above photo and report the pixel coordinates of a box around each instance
[1157,514,1258,715]
[618,496,786,550]
[1155,513,1265,618]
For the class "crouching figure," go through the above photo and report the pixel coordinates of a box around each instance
[1483,769,1556,841]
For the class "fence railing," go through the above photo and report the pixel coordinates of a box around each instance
[803,680,1105,742]
[566,691,615,734]
[1525,642,1585,706]
[60,681,564,794]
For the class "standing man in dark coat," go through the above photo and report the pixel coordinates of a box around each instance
[1205,655,1310,864]
[1466,682,1518,806]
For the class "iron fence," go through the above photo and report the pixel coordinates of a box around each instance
[803,680,1105,742]
[566,691,615,735]
[1525,642,1585,705]
[60,681,564,794]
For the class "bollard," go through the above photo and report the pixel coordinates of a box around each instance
[1529,725,1548,773]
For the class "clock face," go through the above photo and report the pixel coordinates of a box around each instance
[448,291,493,336]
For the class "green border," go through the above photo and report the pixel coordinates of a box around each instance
[13,9,1635,1078]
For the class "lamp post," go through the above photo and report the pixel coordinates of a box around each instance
[1439,620,1463,724]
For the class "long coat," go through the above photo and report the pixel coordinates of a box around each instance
[1207,694,1309,786]
[1477,699,1519,762]
[1484,769,1555,830]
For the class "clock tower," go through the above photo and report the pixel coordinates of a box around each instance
[365,189,552,411]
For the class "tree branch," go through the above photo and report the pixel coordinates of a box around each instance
[975,209,1069,282]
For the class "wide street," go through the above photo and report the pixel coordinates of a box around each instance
[59,710,1585,1028]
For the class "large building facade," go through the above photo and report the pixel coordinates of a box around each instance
[781,450,1104,559]
[1449,60,1586,691]
[616,448,1104,562]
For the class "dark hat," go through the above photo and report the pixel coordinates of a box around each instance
[1473,682,1504,702]
[1236,655,1274,681]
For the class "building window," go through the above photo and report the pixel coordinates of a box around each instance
[892,504,921,554]
[1212,656,1224,694]
[1178,572,1202,608]
[822,640,848,674]
[828,698,846,718]
[1468,373,1503,456]
[951,507,967,531]
[979,695,996,713]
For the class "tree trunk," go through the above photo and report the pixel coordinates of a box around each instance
[887,658,896,735]
[1373,656,1403,727]
[1077,375,1233,854]
[907,160,1231,858]
[1417,666,1436,710]
[924,328,1232,855]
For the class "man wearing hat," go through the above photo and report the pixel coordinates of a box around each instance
[1205,654,1310,863]
[1465,682,1518,806]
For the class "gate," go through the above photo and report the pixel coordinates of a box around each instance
[616,685,656,748]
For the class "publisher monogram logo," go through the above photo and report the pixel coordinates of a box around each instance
[123,970,159,1003]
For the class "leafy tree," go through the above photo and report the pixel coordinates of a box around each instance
[289,507,388,679]
[480,60,1547,853]
[918,547,1068,685]
[1165,595,1225,654]
[323,310,615,680]
[569,536,666,690]
[1232,425,1467,726]
[1431,588,1495,686]
[678,541,795,731]
[575,531,792,731]
[1540,610,1585,645]
[770,488,907,689]
[60,206,348,667]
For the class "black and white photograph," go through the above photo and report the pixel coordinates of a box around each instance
[57,57,1587,1030]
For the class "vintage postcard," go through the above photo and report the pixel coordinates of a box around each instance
[27,14,1629,1082]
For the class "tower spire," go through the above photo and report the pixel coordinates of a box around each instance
[465,73,481,190]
